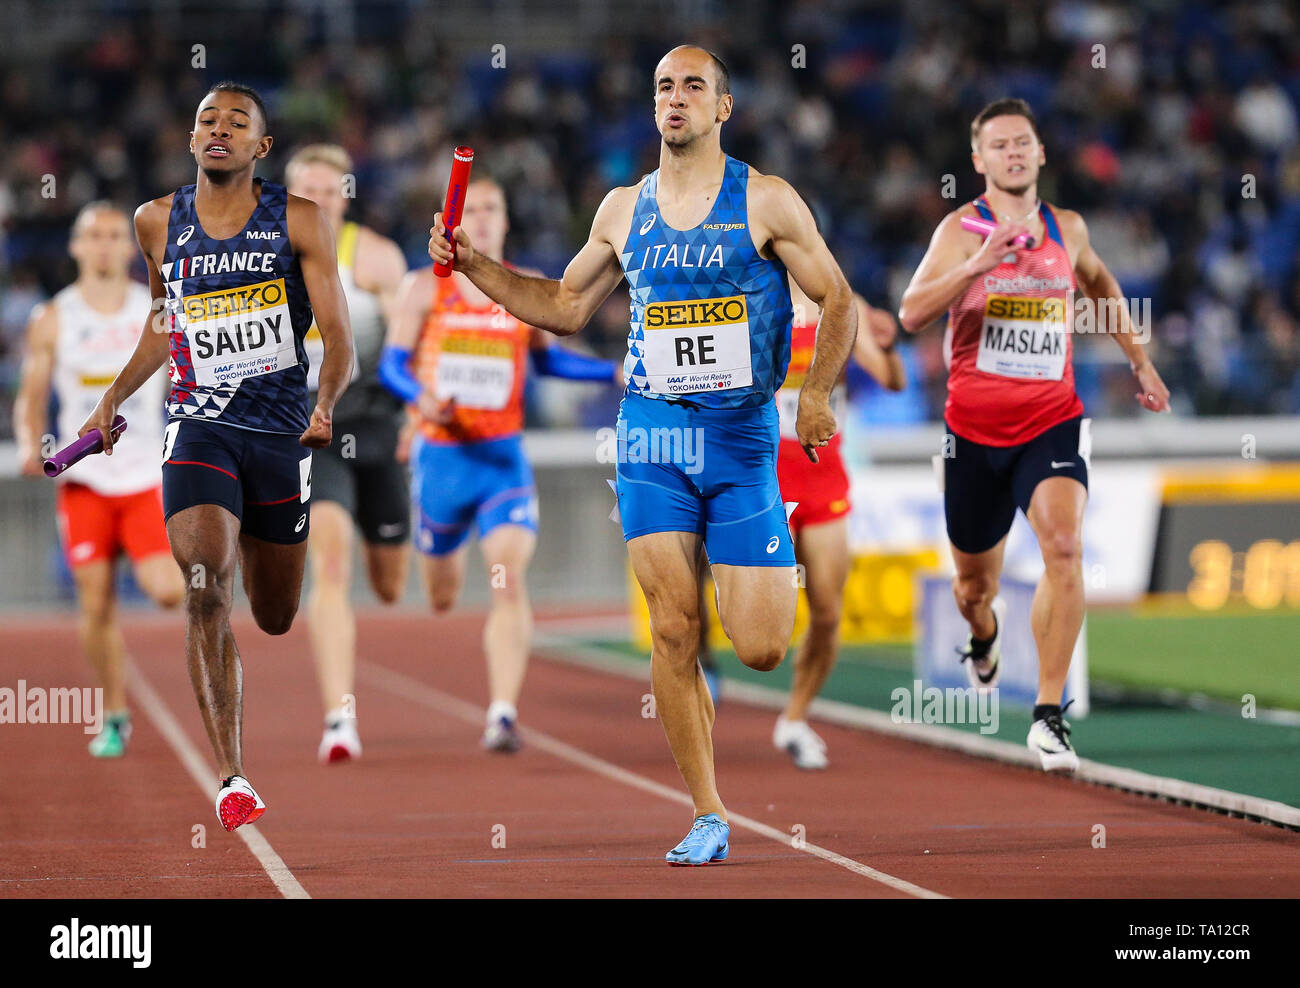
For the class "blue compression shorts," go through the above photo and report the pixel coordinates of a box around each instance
[411,433,538,556]
[613,391,795,567]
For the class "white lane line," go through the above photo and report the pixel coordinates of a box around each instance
[128,664,310,900]
[360,661,946,899]
[536,635,1300,831]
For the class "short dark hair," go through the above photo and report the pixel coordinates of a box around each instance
[702,48,730,96]
[971,98,1040,146]
[658,46,730,97]
[206,81,269,133]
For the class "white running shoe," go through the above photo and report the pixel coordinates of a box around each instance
[482,701,522,753]
[1027,710,1080,772]
[318,715,362,765]
[773,717,829,770]
[215,775,267,832]
[959,596,1005,690]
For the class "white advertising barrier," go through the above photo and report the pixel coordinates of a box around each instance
[916,574,1089,717]
[845,461,1161,603]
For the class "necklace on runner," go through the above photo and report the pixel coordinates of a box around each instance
[997,199,1040,226]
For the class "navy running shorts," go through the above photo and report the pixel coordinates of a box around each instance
[943,415,1090,555]
[162,418,314,544]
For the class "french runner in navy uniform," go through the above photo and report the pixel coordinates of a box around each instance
[80,83,354,832]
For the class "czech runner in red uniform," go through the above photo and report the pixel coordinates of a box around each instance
[899,98,1170,771]
[15,203,185,759]
[80,83,354,831]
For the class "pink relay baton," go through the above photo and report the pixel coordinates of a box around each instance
[960,214,1035,249]
[43,415,127,478]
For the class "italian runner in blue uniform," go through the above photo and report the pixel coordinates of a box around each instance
[428,47,859,864]
[80,83,355,833]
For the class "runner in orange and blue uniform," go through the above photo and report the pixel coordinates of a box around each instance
[382,176,620,752]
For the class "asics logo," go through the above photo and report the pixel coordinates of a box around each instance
[295,514,307,533]
[177,225,195,246]
[765,536,780,554]
[640,214,657,235]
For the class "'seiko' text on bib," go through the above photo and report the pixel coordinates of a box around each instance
[178,278,299,388]
[641,294,753,394]
[976,293,1068,381]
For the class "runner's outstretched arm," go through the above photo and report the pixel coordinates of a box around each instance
[427,189,628,337]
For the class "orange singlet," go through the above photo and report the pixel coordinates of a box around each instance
[412,274,532,443]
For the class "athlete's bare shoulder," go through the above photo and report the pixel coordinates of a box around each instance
[285,191,328,225]
[354,224,407,291]
[1046,205,1087,263]
[1049,205,1087,241]
[590,180,644,247]
[744,168,797,211]
[133,194,174,257]
[355,224,402,260]
[401,264,436,294]
[285,193,332,253]
[25,297,59,344]
[929,203,988,255]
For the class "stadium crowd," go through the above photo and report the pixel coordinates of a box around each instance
[2,0,1299,437]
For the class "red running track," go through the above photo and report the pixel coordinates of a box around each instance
[1,608,1297,898]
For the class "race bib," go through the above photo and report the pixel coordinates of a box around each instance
[179,278,299,388]
[976,294,1067,380]
[641,295,753,394]
[776,385,846,440]
[435,335,514,410]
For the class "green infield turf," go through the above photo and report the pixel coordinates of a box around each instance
[572,605,1300,807]
[1085,609,1300,710]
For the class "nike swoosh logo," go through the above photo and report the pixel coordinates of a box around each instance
[1050,461,1074,469]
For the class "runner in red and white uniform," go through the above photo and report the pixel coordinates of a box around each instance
[899,98,1170,771]
[15,202,184,758]
[768,277,904,768]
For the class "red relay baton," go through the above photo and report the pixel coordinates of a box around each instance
[433,146,475,278]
